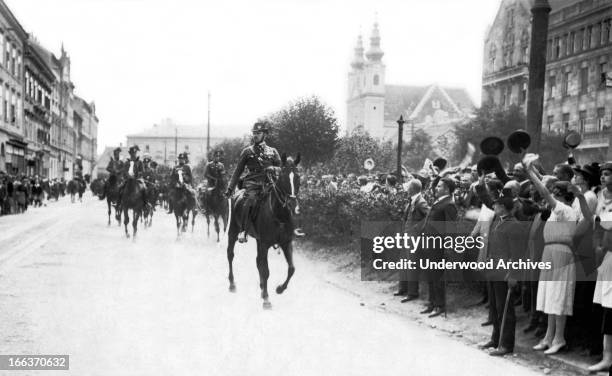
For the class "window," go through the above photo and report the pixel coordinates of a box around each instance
[597,107,606,132]
[554,37,561,59]
[522,45,529,63]
[521,83,527,103]
[586,26,592,49]
[4,42,9,69]
[603,20,610,45]
[567,32,575,55]
[600,62,608,89]
[562,71,570,97]
[547,115,554,132]
[548,75,556,98]
[373,74,379,85]
[576,29,584,51]
[579,110,587,133]
[563,113,570,132]
[10,91,15,124]
[580,67,589,95]
[3,86,7,123]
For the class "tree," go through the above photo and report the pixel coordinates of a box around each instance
[266,96,339,168]
[453,104,567,173]
[453,104,525,168]
[192,137,249,183]
[329,130,395,175]
[402,129,435,171]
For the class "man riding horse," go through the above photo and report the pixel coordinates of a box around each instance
[73,156,86,189]
[205,149,226,189]
[224,121,281,243]
[107,147,124,187]
[118,145,150,211]
[167,153,196,214]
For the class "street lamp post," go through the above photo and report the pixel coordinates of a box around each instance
[396,115,405,183]
[525,0,551,153]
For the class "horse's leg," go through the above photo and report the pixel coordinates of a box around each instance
[107,200,111,226]
[214,214,220,242]
[175,213,180,239]
[206,213,210,237]
[256,242,271,309]
[123,207,130,238]
[191,209,196,232]
[276,242,296,294]
[133,209,139,239]
[227,222,239,292]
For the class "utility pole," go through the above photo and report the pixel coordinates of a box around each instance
[174,127,177,164]
[525,0,551,153]
[207,91,211,160]
[164,140,167,165]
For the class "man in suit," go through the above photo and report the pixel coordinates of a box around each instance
[478,195,523,356]
[395,179,430,302]
[421,177,458,318]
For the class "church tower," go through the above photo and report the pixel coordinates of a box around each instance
[346,23,385,138]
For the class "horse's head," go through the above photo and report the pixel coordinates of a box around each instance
[277,153,301,215]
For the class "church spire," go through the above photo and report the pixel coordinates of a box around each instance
[350,35,365,70]
[365,22,384,62]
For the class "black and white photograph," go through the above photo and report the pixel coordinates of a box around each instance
[0,0,612,374]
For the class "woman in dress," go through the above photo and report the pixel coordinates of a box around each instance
[524,158,578,355]
[573,162,612,372]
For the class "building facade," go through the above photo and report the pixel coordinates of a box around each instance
[0,0,99,178]
[346,23,475,153]
[126,119,224,166]
[482,0,612,164]
[24,37,54,177]
[0,1,26,175]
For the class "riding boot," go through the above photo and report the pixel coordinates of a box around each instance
[239,198,253,243]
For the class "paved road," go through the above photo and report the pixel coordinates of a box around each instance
[0,195,542,375]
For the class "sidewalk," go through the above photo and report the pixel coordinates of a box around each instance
[297,239,601,375]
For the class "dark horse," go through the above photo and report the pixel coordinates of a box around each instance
[99,176,122,226]
[200,176,229,242]
[142,182,158,228]
[226,153,301,309]
[67,179,85,203]
[171,171,197,238]
[120,177,146,238]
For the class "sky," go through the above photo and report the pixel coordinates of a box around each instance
[5,0,502,154]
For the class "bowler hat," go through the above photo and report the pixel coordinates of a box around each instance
[480,137,504,155]
[113,147,122,153]
[563,131,581,149]
[433,158,447,171]
[507,130,531,154]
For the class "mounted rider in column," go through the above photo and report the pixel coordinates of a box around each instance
[167,153,197,213]
[204,149,226,190]
[104,147,124,197]
[118,145,150,210]
[224,121,281,243]
[73,155,85,187]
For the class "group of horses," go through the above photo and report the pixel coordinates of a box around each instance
[92,153,302,309]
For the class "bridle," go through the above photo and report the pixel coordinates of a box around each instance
[266,168,299,214]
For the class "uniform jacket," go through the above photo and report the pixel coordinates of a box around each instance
[205,161,225,183]
[228,141,281,191]
[171,164,193,185]
[123,157,145,179]
[106,157,124,176]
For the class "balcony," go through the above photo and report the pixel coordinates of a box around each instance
[577,129,611,149]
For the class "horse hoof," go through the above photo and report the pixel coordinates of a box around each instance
[276,285,285,294]
[229,284,236,293]
[262,301,272,310]
[126,234,131,239]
